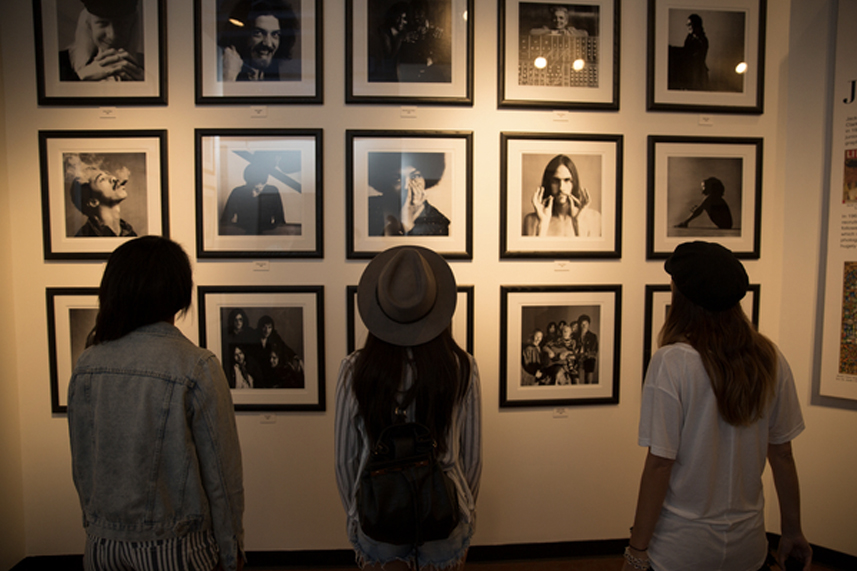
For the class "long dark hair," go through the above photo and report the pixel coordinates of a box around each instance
[540,155,581,206]
[352,328,471,454]
[92,236,192,344]
[658,287,776,426]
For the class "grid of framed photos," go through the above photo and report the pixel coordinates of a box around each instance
[35,2,773,415]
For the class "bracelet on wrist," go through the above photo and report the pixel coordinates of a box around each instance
[629,542,648,552]
[624,546,651,570]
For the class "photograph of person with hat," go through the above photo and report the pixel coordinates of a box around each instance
[335,245,481,570]
[58,0,144,82]
[623,241,811,571]
[366,151,451,237]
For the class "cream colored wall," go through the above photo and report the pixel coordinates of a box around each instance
[0,24,27,570]
[2,0,854,560]
[773,0,857,557]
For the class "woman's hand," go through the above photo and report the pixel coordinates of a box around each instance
[620,545,650,571]
[776,532,812,571]
[400,174,427,233]
[531,187,553,237]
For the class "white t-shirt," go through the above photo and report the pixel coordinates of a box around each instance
[639,342,804,571]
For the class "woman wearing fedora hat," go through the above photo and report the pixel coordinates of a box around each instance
[335,246,482,571]
[623,241,811,571]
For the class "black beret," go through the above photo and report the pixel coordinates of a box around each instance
[664,241,749,312]
[82,0,138,18]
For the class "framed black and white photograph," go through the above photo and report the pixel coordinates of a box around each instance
[346,284,473,353]
[198,285,325,411]
[501,133,622,259]
[46,287,99,413]
[39,130,168,260]
[647,135,762,259]
[346,130,472,259]
[195,0,322,104]
[345,0,473,105]
[33,0,166,106]
[643,283,759,374]
[195,128,322,259]
[647,0,766,113]
[500,285,621,407]
[499,0,620,110]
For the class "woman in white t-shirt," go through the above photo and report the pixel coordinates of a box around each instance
[623,241,812,571]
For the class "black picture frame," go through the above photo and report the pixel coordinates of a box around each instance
[500,285,621,407]
[643,283,760,375]
[345,0,474,105]
[46,287,99,414]
[346,284,474,354]
[498,0,621,110]
[646,135,763,260]
[646,0,766,114]
[195,128,323,259]
[33,0,167,106]
[194,0,323,104]
[198,285,325,412]
[500,132,622,259]
[39,129,169,260]
[346,130,473,259]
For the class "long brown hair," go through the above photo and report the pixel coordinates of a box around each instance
[658,287,777,426]
[352,328,471,454]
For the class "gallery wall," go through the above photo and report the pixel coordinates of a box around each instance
[777,0,857,555]
[0,46,27,571]
[1,0,856,561]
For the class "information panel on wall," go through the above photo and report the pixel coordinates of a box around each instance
[820,0,857,401]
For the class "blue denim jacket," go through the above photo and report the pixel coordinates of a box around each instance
[68,322,245,571]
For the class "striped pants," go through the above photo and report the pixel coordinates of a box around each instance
[85,531,220,571]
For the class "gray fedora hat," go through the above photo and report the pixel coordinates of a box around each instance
[357,246,457,347]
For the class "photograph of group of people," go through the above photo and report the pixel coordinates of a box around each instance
[220,306,305,389]
[519,305,600,387]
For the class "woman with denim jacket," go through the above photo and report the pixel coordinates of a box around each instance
[68,236,245,571]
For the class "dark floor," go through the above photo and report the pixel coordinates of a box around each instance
[248,555,840,571]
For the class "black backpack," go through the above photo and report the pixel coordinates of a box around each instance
[357,402,460,546]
